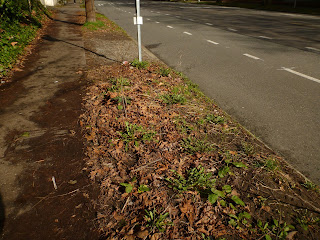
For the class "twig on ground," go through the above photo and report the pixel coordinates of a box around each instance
[132,158,162,172]
[121,196,130,213]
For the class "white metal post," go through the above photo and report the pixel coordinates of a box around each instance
[135,0,142,62]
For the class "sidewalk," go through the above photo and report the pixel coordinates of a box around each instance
[0,4,98,239]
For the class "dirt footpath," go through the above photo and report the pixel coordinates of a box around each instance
[0,5,99,239]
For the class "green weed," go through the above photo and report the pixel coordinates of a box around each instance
[118,122,156,151]
[269,218,295,240]
[228,211,251,229]
[301,180,319,192]
[257,217,295,240]
[218,158,247,178]
[241,142,255,156]
[158,67,171,77]
[204,114,225,124]
[166,165,216,192]
[295,210,320,231]
[144,209,172,232]
[254,157,279,172]
[174,117,194,134]
[160,93,186,105]
[131,59,149,69]
[108,77,130,92]
[180,137,215,154]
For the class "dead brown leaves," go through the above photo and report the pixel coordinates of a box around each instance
[82,63,320,239]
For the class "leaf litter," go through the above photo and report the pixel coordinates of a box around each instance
[81,63,320,240]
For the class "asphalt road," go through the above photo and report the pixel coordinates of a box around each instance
[96,0,320,183]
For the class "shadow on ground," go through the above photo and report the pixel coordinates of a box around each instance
[42,34,120,63]
[0,193,5,235]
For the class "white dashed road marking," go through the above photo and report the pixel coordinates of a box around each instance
[243,54,260,60]
[207,40,219,45]
[156,21,160,23]
[306,47,320,52]
[205,23,213,26]
[281,67,320,84]
[228,28,237,32]
[183,32,192,35]
[167,25,174,29]
[259,36,273,40]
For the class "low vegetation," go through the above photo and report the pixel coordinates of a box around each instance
[0,0,49,79]
[82,61,320,239]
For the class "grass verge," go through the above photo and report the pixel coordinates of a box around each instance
[82,62,320,239]
[0,0,50,79]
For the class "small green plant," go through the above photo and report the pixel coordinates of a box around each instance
[166,165,216,192]
[204,114,225,124]
[302,180,319,192]
[228,211,251,229]
[144,209,172,232]
[241,142,255,156]
[120,181,150,194]
[158,67,171,77]
[118,122,156,151]
[174,117,194,134]
[131,59,149,69]
[108,77,130,92]
[218,158,247,178]
[180,137,215,154]
[257,217,295,240]
[296,210,320,231]
[160,93,186,105]
[254,157,279,172]
[269,218,295,240]
[120,182,134,193]
[138,184,150,193]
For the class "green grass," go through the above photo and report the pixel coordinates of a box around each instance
[0,0,48,78]
[131,59,149,69]
[83,20,105,30]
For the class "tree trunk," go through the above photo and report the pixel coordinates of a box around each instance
[85,0,95,22]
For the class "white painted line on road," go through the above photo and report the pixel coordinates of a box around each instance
[259,36,273,40]
[183,32,192,35]
[157,12,161,14]
[151,11,154,13]
[165,13,170,15]
[128,12,131,14]
[156,21,160,23]
[167,25,174,29]
[243,54,260,60]
[306,47,320,52]
[189,19,195,21]
[281,67,320,84]
[176,16,181,18]
[147,18,150,20]
[228,28,237,32]
[207,40,219,45]
[205,23,213,26]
